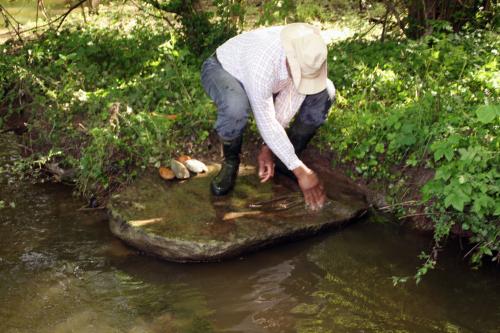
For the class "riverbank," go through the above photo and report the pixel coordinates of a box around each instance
[1,3,498,272]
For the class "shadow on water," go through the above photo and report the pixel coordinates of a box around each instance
[0,133,499,333]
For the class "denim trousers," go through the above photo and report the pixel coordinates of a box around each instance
[201,56,335,141]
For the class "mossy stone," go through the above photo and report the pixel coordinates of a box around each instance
[108,165,368,262]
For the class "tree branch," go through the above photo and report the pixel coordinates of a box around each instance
[55,0,89,31]
[0,5,23,42]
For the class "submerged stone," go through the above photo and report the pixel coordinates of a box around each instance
[108,165,369,262]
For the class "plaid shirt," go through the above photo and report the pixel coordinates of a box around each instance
[216,26,306,170]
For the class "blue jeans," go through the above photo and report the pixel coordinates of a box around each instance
[201,56,335,140]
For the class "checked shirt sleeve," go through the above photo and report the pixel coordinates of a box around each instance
[241,45,304,171]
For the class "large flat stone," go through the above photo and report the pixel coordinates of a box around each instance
[108,165,369,262]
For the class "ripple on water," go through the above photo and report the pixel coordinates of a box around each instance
[20,251,56,270]
[0,133,499,333]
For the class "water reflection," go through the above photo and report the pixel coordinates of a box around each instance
[0,133,499,333]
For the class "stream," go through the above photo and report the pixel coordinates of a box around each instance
[1,2,499,332]
[0,133,499,332]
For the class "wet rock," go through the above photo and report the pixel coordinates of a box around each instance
[170,159,190,179]
[184,159,208,173]
[20,251,55,270]
[158,166,175,180]
[102,239,136,257]
[108,164,369,262]
[44,162,76,182]
[177,155,191,163]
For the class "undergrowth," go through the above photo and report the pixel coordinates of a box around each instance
[0,8,214,197]
[319,27,499,273]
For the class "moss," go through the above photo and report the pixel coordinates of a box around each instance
[108,165,368,254]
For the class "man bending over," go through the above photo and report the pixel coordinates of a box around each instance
[201,23,335,211]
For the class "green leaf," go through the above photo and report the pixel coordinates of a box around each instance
[475,104,499,124]
[444,147,454,161]
[472,194,494,214]
[375,143,385,153]
[494,201,500,216]
[435,168,451,181]
[444,188,470,212]
[483,248,493,256]
[432,140,455,162]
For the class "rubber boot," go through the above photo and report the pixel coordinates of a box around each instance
[275,121,319,180]
[211,135,243,196]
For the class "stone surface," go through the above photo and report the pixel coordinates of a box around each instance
[170,159,190,179]
[108,165,369,262]
[177,155,191,163]
[184,159,208,173]
[158,166,175,180]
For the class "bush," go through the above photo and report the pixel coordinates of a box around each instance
[320,29,499,267]
[0,8,215,198]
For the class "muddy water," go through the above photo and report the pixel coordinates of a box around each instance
[0,133,499,333]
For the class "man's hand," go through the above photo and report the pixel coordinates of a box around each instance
[258,145,275,183]
[293,165,326,211]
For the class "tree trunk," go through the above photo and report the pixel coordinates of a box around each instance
[404,0,491,38]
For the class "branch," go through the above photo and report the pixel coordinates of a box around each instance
[0,0,87,41]
[0,4,24,42]
[385,0,406,33]
[55,0,89,31]
[129,0,177,30]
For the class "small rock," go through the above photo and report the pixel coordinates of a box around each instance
[177,155,191,163]
[171,159,190,179]
[158,166,175,180]
[185,159,208,173]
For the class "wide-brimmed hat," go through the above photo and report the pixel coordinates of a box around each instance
[281,23,327,95]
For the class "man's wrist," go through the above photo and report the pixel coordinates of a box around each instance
[292,164,311,178]
[261,143,271,153]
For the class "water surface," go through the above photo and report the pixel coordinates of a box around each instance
[0,133,499,332]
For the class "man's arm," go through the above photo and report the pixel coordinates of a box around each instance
[242,46,326,210]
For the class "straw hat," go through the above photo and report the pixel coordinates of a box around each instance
[281,23,328,95]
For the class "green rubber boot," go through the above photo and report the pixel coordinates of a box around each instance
[275,121,319,180]
[211,135,243,196]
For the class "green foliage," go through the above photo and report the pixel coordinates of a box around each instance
[256,0,297,25]
[1,3,498,275]
[0,9,215,198]
[320,29,499,267]
[142,0,240,58]
[254,0,355,25]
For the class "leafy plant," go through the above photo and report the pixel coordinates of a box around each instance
[319,28,499,271]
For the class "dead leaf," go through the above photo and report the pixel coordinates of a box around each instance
[129,218,163,227]
[222,211,263,221]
